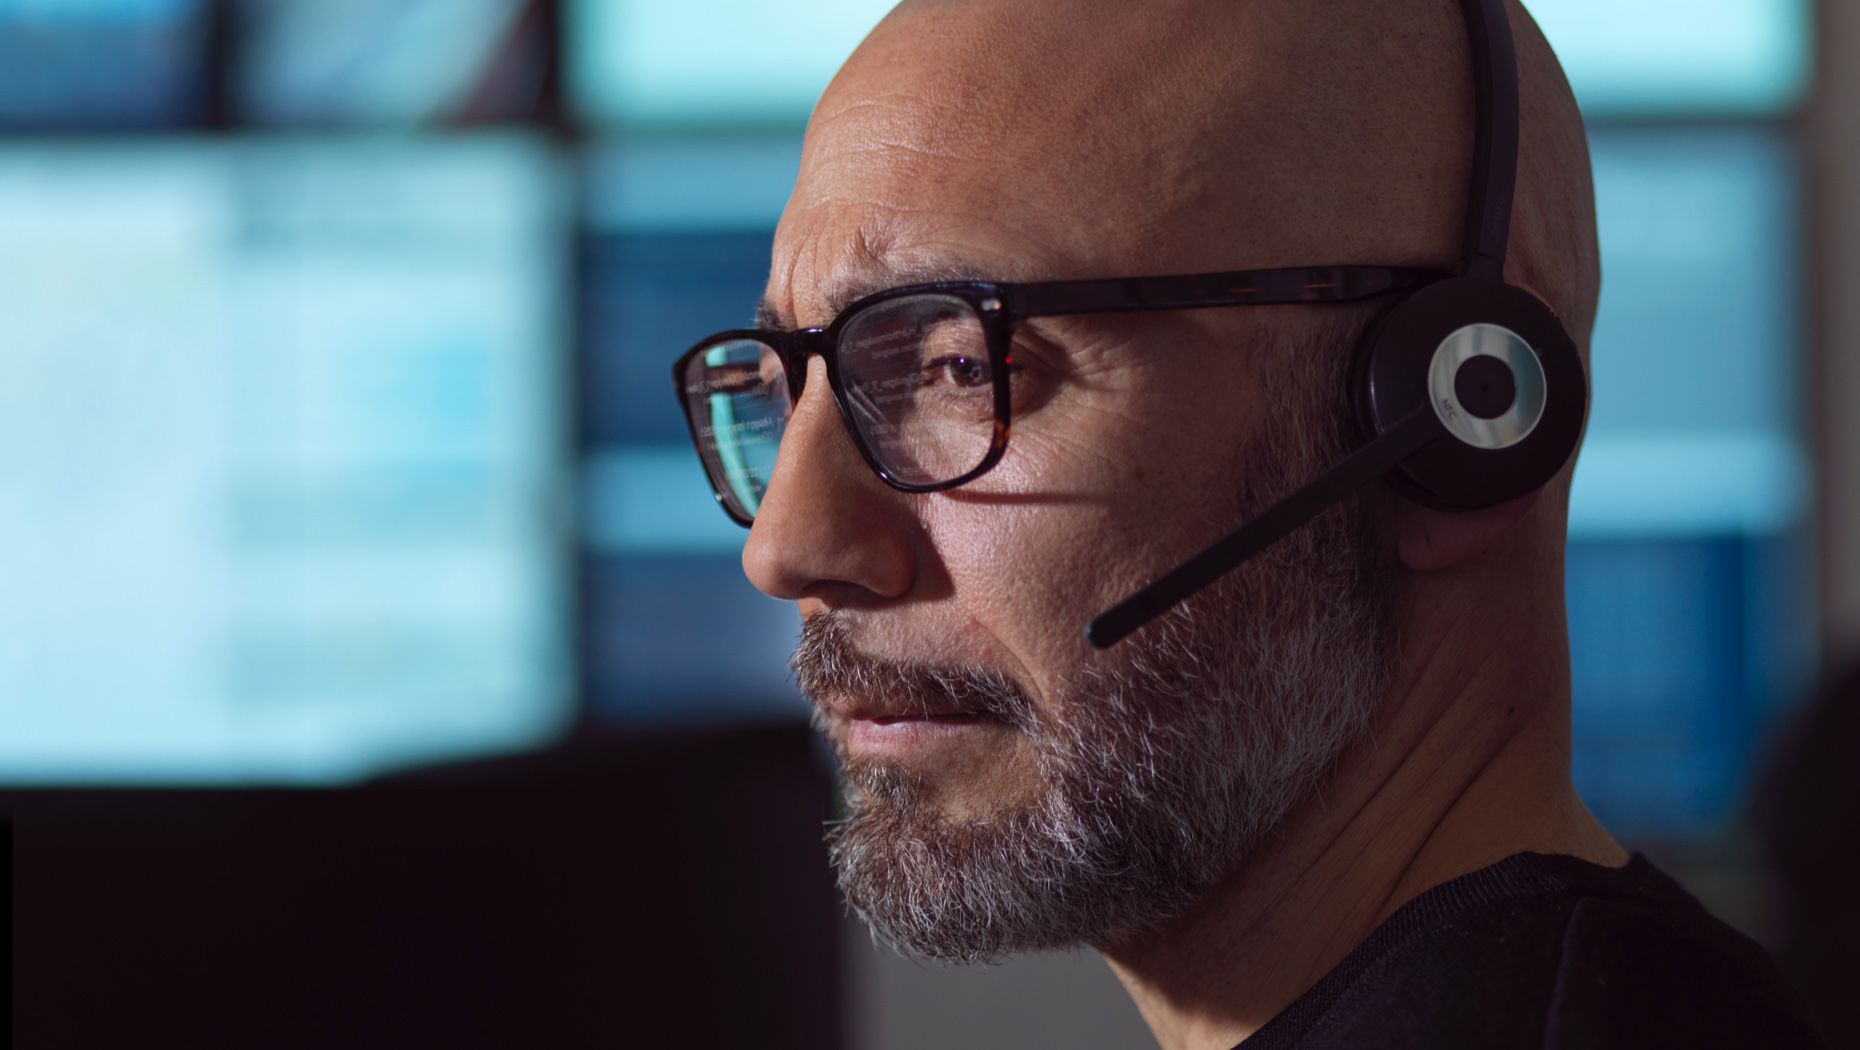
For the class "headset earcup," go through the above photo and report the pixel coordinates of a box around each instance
[1354,278,1587,511]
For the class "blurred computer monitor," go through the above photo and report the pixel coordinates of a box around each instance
[0,137,573,784]
[233,0,550,127]
[0,0,210,131]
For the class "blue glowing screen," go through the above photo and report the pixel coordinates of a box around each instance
[0,139,572,783]
[234,0,548,126]
[0,0,209,129]
[567,0,1810,125]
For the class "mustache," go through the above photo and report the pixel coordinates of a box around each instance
[790,613,1035,729]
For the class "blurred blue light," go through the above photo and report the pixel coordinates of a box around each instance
[0,138,573,784]
[0,0,207,129]
[584,449,745,554]
[235,0,544,126]
[1567,535,1764,839]
[0,0,193,26]
[585,138,803,231]
[1528,0,1810,116]
[567,0,1811,126]
[567,0,900,127]
[1571,435,1808,538]
[586,553,801,723]
[1572,126,1804,538]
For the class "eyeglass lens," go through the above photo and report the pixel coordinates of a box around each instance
[681,292,998,520]
[836,293,996,488]
[682,338,788,520]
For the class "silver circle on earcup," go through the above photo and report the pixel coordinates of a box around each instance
[1426,323,1547,450]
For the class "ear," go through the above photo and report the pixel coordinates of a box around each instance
[1396,490,1542,572]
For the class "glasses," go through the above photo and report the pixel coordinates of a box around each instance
[672,264,1450,526]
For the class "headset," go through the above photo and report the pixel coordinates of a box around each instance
[1086,0,1586,648]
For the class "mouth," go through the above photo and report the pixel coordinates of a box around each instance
[828,705,1011,755]
[858,710,991,724]
[825,696,994,722]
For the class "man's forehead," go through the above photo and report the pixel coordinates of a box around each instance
[761,175,1071,329]
[761,0,1485,329]
[756,259,976,332]
[757,212,1072,331]
[754,6,1281,327]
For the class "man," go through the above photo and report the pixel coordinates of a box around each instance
[674,0,1825,1046]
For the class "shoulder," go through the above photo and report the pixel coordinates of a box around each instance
[1255,853,1825,1050]
[1541,858,1824,1049]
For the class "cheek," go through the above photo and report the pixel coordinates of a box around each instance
[914,340,1260,682]
[918,498,1098,676]
[918,438,1239,686]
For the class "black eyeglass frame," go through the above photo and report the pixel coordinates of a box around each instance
[672,263,1454,527]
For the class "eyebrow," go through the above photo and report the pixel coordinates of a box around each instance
[754,262,987,332]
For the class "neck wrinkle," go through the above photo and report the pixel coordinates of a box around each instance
[1101,562,1602,1050]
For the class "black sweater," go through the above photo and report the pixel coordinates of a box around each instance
[1241,852,1826,1049]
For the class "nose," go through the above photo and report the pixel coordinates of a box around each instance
[741,356,917,605]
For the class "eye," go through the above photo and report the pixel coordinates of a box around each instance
[922,354,993,389]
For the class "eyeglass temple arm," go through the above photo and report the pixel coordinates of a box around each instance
[1009,266,1452,319]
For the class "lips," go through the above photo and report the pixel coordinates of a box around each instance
[863,711,995,726]
[825,699,995,724]
[835,705,1008,755]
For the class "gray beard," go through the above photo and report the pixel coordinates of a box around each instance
[791,491,1393,964]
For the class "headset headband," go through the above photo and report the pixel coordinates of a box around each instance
[1083,0,1540,649]
[1459,0,1520,281]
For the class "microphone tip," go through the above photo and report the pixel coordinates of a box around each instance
[1084,617,1122,650]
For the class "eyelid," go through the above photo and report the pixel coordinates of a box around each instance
[1005,325,1074,377]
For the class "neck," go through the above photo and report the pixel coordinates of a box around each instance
[1099,554,1628,1050]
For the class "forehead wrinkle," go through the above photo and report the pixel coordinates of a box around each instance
[755,257,988,334]
[804,93,999,165]
[765,195,1072,333]
[807,91,997,160]
[760,203,887,331]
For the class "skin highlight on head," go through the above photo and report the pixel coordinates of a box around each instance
[745,2,1617,1048]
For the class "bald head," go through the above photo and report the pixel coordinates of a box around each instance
[779,0,1596,347]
